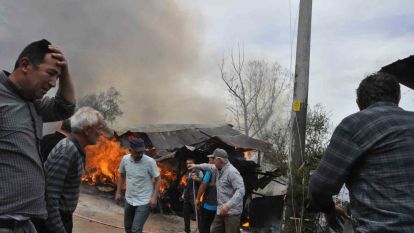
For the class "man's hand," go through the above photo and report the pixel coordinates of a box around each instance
[115,193,122,205]
[325,205,350,232]
[187,164,196,170]
[335,205,350,219]
[48,45,69,77]
[150,196,158,209]
[218,203,230,216]
[191,173,198,181]
[195,199,201,210]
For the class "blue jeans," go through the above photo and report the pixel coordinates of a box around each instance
[124,202,150,233]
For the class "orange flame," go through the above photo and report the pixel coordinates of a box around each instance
[242,221,250,228]
[158,164,177,193]
[82,136,129,185]
[180,175,187,186]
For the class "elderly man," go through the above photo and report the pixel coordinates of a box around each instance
[189,148,245,233]
[44,107,105,233]
[115,138,161,233]
[309,72,414,232]
[0,39,75,233]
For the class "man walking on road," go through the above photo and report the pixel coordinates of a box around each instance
[115,138,161,233]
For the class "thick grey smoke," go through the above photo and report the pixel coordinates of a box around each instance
[0,0,226,128]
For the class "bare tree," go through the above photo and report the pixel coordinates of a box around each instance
[220,46,290,138]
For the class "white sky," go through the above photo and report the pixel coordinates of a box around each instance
[1,0,414,128]
[183,0,414,126]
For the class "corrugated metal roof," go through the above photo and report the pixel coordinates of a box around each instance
[212,134,272,152]
[116,124,271,151]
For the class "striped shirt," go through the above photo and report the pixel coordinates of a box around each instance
[0,70,75,218]
[310,102,414,232]
[45,137,85,233]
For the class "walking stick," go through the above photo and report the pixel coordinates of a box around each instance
[192,179,199,233]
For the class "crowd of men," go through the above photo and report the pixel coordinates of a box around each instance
[1,39,413,233]
[0,39,247,233]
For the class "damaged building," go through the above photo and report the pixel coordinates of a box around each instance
[83,123,285,232]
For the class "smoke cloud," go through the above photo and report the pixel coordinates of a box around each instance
[0,0,226,128]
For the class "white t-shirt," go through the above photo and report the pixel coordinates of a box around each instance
[119,154,160,206]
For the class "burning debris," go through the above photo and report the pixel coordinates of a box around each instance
[82,136,129,187]
[82,124,282,230]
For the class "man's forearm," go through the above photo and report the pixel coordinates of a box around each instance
[116,174,125,194]
[46,199,67,233]
[152,177,161,199]
[57,71,75,104]
[196,182,208,201]
[196,163,215,172]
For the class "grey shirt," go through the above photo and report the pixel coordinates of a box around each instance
[196,162,245,215]
[119,154,160,206]
[0,70,75,218]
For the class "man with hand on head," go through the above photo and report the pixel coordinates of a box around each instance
[0,39,75,233]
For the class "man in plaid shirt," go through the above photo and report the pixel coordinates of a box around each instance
[309,72,414,232]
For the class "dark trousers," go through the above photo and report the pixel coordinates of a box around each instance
[124,202,150,233]
[210,215,241,233]
[32,211,72,233]
[199,208,216,233]
[183,201,201,233]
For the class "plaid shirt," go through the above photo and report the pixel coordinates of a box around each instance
[310,102,414,233]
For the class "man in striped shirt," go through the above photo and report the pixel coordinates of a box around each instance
[44,107,105,233]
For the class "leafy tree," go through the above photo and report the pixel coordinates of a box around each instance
[78,87,123,125]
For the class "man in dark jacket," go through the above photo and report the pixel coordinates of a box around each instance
[182,158,203,233]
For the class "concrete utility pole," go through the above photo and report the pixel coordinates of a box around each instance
[291,0,312,169]
[284,0,313,232]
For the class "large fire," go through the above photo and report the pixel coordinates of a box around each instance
[83,136,184,194]
[83,136,129,185]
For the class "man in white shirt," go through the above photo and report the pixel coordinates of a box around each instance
[115,138,161,233]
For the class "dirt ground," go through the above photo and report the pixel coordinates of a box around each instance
[73,189,197,233]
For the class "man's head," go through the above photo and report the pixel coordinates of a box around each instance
[212,148,229,169]
[12,39,61,100]
[186,158,196,170]
[129,138,146,161]
[70,107,105,146]
[356,72,401,110]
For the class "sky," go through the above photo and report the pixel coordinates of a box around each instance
[188,0,414,126]
[1,0,414,129]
